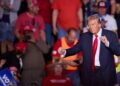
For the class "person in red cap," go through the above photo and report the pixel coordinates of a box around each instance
[96,1,118,34]
[15,0,46,42]
[95,0,116,16]
[15,0,49,85]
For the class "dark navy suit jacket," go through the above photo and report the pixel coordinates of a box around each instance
[66,29,120,86]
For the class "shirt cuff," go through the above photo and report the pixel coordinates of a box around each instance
[106,41,110,47]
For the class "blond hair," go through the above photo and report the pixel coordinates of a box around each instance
[87,15,101,24]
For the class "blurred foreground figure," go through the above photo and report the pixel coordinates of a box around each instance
[42,63,72,86]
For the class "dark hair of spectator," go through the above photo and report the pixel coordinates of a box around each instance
[67,28,77,34]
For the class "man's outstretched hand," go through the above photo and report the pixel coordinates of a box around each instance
[58,47,66,57]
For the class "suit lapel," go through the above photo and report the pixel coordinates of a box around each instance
[87,32,93,65]
[99,29,105,67]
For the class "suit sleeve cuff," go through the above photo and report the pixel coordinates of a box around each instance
[61,50,66,58]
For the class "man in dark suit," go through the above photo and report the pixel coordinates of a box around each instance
[59,15,120,86]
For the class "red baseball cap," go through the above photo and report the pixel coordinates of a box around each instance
[15,42,27,53]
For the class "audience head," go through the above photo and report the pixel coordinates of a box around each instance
[51,62,65,76]
[27,0,39,15]
[66,28,78,43]
[97,1,107,15]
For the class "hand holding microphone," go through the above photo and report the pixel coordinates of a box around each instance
[100,36,109,47]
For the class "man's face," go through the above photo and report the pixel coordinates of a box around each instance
[88,19,101,34]
[54,64,63,75]
[67,30,77,42]
[28,4,39,15]
[98,7,106,15]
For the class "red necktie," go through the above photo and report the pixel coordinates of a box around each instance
[92,35,98,72]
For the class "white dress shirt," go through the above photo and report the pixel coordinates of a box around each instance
[93,29,102,66]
